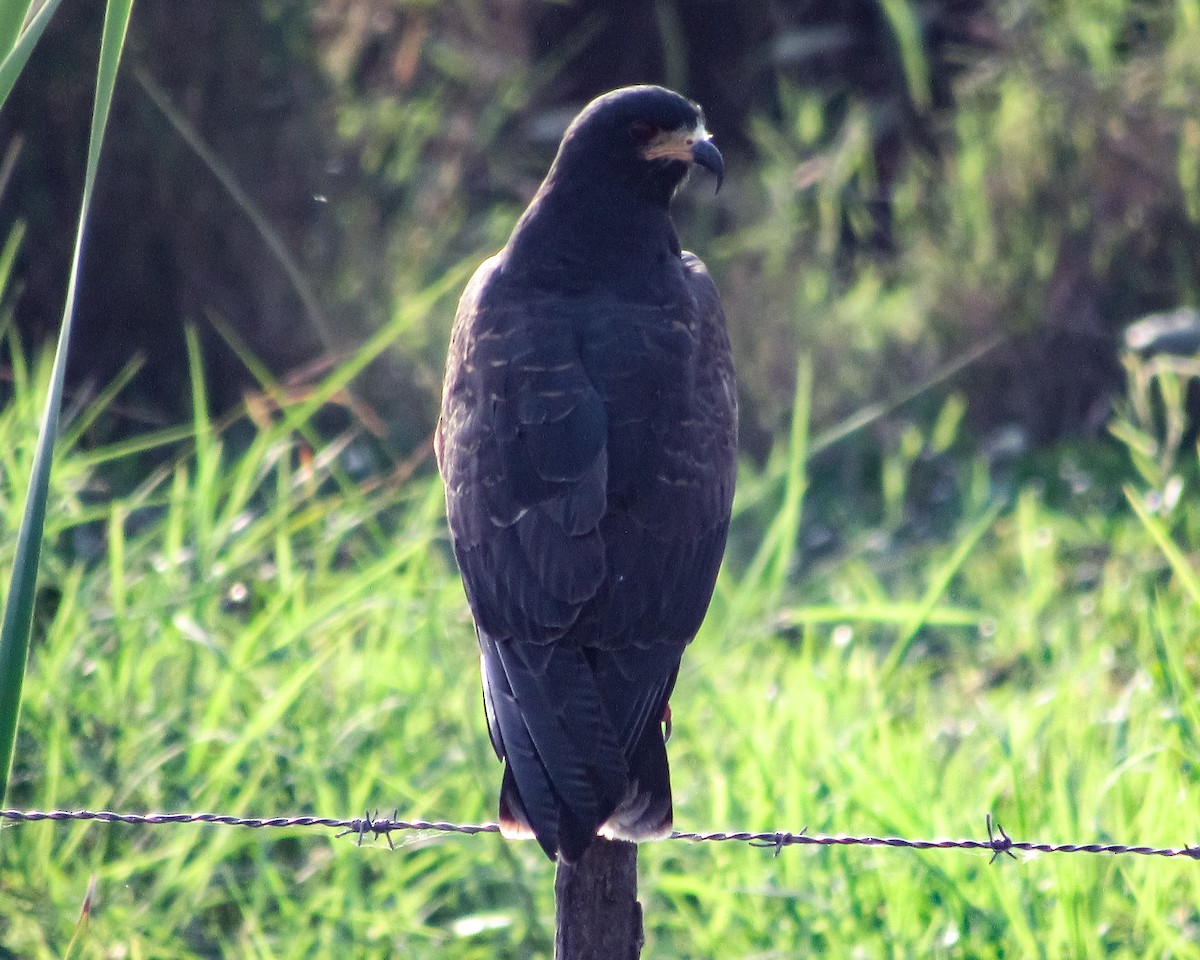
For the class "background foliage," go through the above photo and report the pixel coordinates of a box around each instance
[6,0,1200,451]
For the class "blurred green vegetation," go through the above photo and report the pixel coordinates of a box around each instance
[2,1,1199,456]
[0,314,1198,956]
[2,1,1200,957]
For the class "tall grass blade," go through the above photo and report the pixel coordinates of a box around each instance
[0,0,65,110]
[809,335,1005,457]
[881,498,1004,677]
[1124,485,1200,605]
[0,1,38,72]
[769,353,812,596]
[0,223,24,295]
[0,0,134,802]
[131,65,333,349]
[733,353,812,614]
[877,0,931,112]
[61,876,96,960]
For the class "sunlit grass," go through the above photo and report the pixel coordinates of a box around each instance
[0,325,1197,958]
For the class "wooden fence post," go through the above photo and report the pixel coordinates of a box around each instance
[554,838,643,960]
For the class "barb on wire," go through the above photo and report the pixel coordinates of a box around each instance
[987,813,1016,864]
[1,809,1197,862]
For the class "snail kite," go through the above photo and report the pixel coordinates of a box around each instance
[437,85,736,862]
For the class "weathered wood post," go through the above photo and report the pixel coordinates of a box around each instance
[554,838,643,960]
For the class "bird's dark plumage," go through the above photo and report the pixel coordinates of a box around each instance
[437,85,736,862]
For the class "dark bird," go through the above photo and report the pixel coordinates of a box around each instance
[436,85,736,862]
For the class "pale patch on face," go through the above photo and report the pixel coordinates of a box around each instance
[640,119,711,163]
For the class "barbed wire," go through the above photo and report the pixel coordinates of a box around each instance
[2,808,1197,862]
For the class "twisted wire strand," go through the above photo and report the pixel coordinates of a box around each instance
[1,809,1196,861]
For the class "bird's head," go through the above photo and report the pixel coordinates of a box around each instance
[549,85,724,206]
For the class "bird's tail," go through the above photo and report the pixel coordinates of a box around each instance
[599,719,673,842]
[496,760,619,863]
[497,717,673,860]
[497,765,538,842]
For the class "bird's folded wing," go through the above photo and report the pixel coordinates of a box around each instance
[440,267,611,643]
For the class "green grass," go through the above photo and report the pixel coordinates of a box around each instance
[0,325,1197,958]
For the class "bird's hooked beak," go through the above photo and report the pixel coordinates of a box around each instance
[690,137,724,194]
[641,121,725,193]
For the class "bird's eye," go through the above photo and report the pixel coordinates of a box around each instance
[629,120,656,142]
